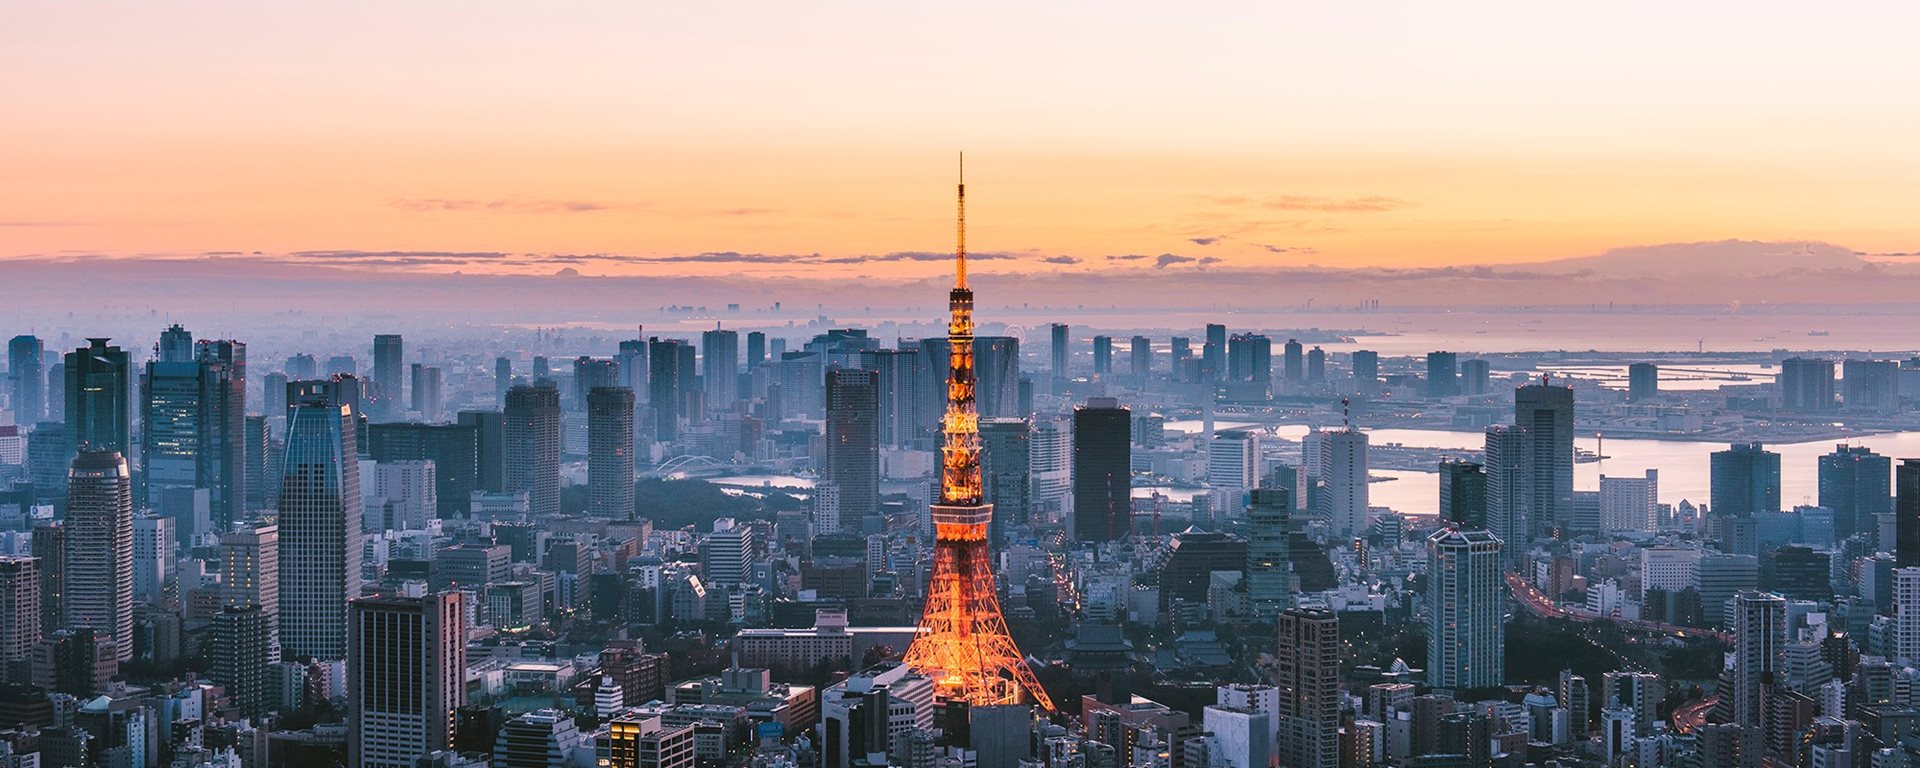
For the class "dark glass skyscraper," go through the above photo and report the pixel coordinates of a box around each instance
[587,386,636,519]
[1351,350,1379,393]
[701,328,739,412]
[1779,357,1836,411]
[1203,323,1227,381]
[1282,338,1304,381]
[141,335,247,528]
[1226,333,1272,400]
[372,334,404,420]
[1710,443,1781,517]
[503,383,561,518]
[1897,460,1920,568]
[859,348,922,449]
[367,422,480,519]
[979,418,1031,543]
[824,368,879,527]
[1092,335,1113,375]
[1050,323,1069,390]
[974,336,1020,419]
[1426,351,1459,398]
[1819,444,1891,543]
[1439,460,1488,530]
[1129,336,1152,380]
[65,338,131,458]
[1072,397,1131,542]
[279,397,362,660]
[647,339,687,442]
[1627,362,1658,402]
[8,335,44,426]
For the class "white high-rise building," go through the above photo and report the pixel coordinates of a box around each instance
[1207,431,1260,498]
[132,515,174,604]
[1895,567,1920,665]
[1308,428,1369,538]
[1030,417,1073,523]
[1202,705,1272,768]
[1484,425,1532,554]
[66,448,135,661]
[348,592,467,768]
[223,522,280,656]
[372,460,437,532]
[1217,684,1279,750]
[1639,546,1700,604]
[279,399,364,660]
[1600,470,1659,533]
[1427,528,1504,690]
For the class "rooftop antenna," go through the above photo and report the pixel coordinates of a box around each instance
[956,151,966,289]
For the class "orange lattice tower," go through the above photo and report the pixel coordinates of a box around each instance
[901,155,1055,712]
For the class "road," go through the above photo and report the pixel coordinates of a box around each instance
[1505,573,1734,644]
[1672,695,1717,734]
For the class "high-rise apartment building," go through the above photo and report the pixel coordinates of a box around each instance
[1427,528,1503,689]
[589,387,636,519]
[1129,336,1153,380]
[648,339,688,442]
[1350,350,1379,394]
[701,329,740,412]
[1050,323,1070,390]
[825,369,879,527]
[1843,359,1900,413]
[1308,428,1369,539]
[279,397,363,660]
[1203,324,1227,381]
[0,556,41,682]
[349,592,468,768]
[1276,608,1340,768]
[65,448,134,662]
[1072,397,1131,542]
[1282,338,1304,382]
[975,336,1021,420]
[1730,591,1785,728]
[1515,383,1574,535]
[1305,346,1326,382]
[504,382,561,519]
[212,605,271,718]
[1226,334,1272,400]
[1030,417,1072,524]
[1208,430,1260,499]
[131,515,173,604]
[372,334,404,420]
[222,522,279,655]
[859,349,923,449]
[1599,469,1659,534]
[1092,335,1113,376]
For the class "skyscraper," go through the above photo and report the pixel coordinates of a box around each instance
[1895,568,1920,665]
[368,422,481,520]
[30,524,63,643]
[131,515,172,604]
[974,336,1020,419]
[7,336,44,426]
[1711,443,1782,518]
[221,522,279,655]
[588,387,636,519]
[1627,363,1658,402]
[372,334,404,420]
[1276,608,1339,768]
[65,338,131,457]
[504,382,561,519]
[1350,350,1378,394]
[1898,460,1920,568]
[1246,486,1293,618]
[1482,426,1528,545]
[1730,591,1785,728]
[1779,357,1836,411]
[1599,470,1659,534]
[1092,335,1113,375]
[141,334,247,528]
[495,356,512,407]
[648,339,687,442]
[825,368,879,527]
[1439,460,1488,530]
[279,397,363,660]
[211,605,270,718]
[1427,528,1503,690]
[1050,323,1069,391]
[979,418,1032,543]
[0,556,41,682]
[1203,323,1227,381]
[1309,427,1369,539]
[1515,382,1574,535]
[1306,346,1326,382]
[859,348,923,449]
[746,331,766,370]
[1426,351,1459,398]
[701,328,739,412]
[1072,397,1131,542]
[349,592,468,768]
[1282,338,1304,381]
[65,447,134,662]
[1459,358,1490,395]
[1226,334,1272,399]
[1819,444,1891,543]
[1208,430,1260,498]
[1030,417,1072,524]
[1130,335,1153,380]
[1843,358,1900,413]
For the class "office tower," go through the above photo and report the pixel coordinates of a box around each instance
[1247,486,1293,618]
[288,373,365,429]
[371,460,436,530]
[1821,444,1891,542]
[212,605,270,718]
[746,331,767,370]
[65,448,134,662]
[349,592,468,768]
[1170,335,1192,374]
[372,334,404,419]
[1072,397,1131,542]
[457,410,506,493]
[279,396,363,660]
[1899,460,1920,568]
[701,329,740,411]
[1427,528,1504,689]
[1202,323,1227,380]
[1050,323,1069,390]
[1349,351,1379,397]
[1128,335,1153,380]
[495,709,586,768]
[1283,338,1304,381]
[414,366,444,422]
[900,167,1054,711]
[1515,382,1574,534]
[616,339,649,400]
[859,349,921,449]
[1731,591,1786,728]
[1439,460,1488,530]
[1092,335,1113,375]
[368,422,481,519]
[1712,443,1782,518]
[7,336,44,425]
[1460,359,1490,395]
[1226,334,1272,399]
[979,418,1032,542]
[1425,351,1459,397]
[494,357,513,406]
[1309,427,1370,539]
[975,336,1020,419]
[142,335,247,527]
[65,338,131,456]
[700,519,753,586]
[504,382,561,519]
[263,372,288,420]
[1779,357,1836,411]
[222,522,279,654]
[572,356,620,408]
[1843,359,1900,412]
[30,524,63,639]
[1276,608,1339,768]
[1208,430,1260,497]
[648,339,687,441]
[1627,363,1658,401]
[589,387,636,519]
[825,368,879,527]
[131,515,172,603]
[1029,417,1071,523]
[1599,469,1659,534]
[0,556,40,682]
[1306,346,1326,382]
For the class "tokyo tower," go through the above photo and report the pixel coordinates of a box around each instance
[901,155,1055,712]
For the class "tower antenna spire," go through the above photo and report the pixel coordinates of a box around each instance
[956,151,967,288]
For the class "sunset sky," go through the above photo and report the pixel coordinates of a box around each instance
[5,2,1917,278]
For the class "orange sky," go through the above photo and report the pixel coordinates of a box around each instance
[4,3,1917,278]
